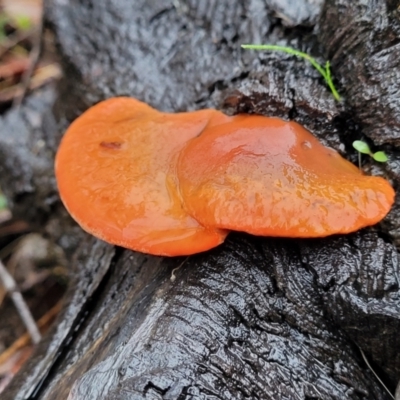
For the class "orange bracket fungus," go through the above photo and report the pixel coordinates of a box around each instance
[55,98,229,256]
[178,116,394,237]
[55,97,395,256]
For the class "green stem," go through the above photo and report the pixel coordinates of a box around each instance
[241,44,341,101]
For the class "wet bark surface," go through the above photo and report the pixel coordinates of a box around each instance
[0,0,399,399]
[319,0,400,146]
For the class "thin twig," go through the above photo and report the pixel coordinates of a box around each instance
[12,4,44,108]
[0,300,62,366]
[0,259,41,344]
[359,346,394,399]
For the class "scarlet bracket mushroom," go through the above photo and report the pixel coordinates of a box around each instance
[55,97,229,256]
[178,115,395,237]
[55,97,395,256]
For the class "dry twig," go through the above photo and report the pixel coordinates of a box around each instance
[359,346,394,399]
[0,299,62,366]
[0,259,41,344]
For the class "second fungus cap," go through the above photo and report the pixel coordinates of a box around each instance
[177,116,395,237]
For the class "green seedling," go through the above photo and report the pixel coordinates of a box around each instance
[353,140,388,168]
[241,44,341,101]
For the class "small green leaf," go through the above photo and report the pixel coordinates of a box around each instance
[0,194,8,211]
[13,15,32,31]
[372,151,388,163]
[353,141,388,164]
[352,140,371,155]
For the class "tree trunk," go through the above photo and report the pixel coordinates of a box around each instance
[1,0,399,399]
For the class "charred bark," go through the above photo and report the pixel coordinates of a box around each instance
[0,0,399,399]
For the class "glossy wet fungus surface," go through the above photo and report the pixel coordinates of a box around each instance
[55,97,395,256]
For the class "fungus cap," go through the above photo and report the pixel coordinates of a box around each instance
[55,97,228,256]
[177,115,395,237]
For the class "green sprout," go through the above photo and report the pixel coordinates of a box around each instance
[241,44,341,101]
[353,140,388,165]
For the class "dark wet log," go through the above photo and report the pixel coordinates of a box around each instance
[0,0,399,399]
[319,0,400,146]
